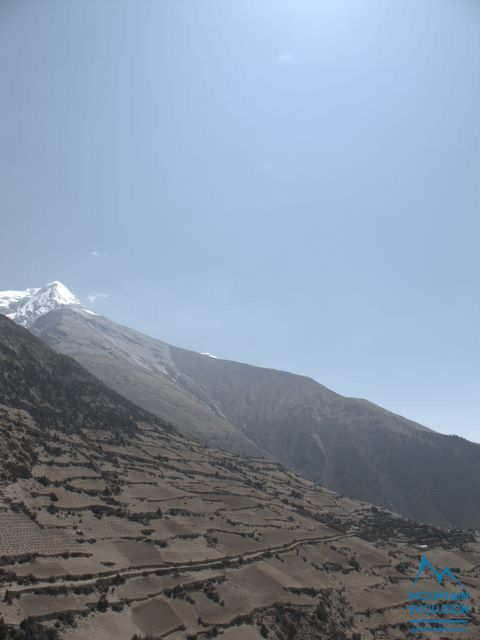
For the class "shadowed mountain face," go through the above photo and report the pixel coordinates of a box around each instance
[0,315,171,483]
[0,315,169,441]
[1,311,480,640]
[29,305,480,530]
[169,347,480,529]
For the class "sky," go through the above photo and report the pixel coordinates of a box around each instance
[1,0,479,442]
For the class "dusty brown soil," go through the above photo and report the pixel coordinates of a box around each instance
[1,417,479,639]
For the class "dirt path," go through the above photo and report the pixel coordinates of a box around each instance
[2,531,354,598]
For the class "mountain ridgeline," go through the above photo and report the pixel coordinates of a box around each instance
[10,282,477,531]
[169,346,480,529]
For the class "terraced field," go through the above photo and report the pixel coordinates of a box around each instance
[1,418,480,639]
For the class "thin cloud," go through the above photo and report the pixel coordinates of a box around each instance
[87,291,109,304]
[91,251,100,257]
[278,52,295,65]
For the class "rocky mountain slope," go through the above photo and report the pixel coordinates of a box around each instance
[30,304,261,457]
[0,314,170,441]
[0,314,479,640]
[11,282,479,530]
[169,346,480,529]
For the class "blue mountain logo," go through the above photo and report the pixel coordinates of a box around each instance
[414,554,462,585]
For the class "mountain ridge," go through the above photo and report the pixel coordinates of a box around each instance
[29,302,263,457]
[2,282,480,529]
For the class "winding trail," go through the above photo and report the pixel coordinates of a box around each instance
[2,531,354,598]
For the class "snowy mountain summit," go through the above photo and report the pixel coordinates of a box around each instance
[0,281,93,327]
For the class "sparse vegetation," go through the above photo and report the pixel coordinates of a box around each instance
[0,316,478,640]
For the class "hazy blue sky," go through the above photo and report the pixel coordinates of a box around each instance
[1,0,479,441]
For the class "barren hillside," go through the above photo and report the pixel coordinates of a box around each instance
[0,316,479,639]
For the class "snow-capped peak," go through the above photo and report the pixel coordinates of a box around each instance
[0,281,94,327]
